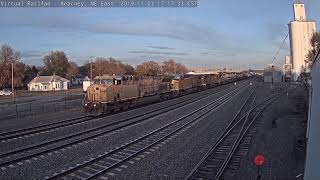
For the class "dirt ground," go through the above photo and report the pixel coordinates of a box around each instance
[237,82,308,180]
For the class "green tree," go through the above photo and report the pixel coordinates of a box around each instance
[23,65,39,86]
[122,64,135,75]
[42,51,70,77]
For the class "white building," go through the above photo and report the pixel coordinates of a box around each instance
[288,2,317,81]
[28,75,70,91]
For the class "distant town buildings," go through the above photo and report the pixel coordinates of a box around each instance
[283,55,293,81]
[288,2,317,80]
[264,64,283,83]
[28,75,70,91]
[71,76,85,85]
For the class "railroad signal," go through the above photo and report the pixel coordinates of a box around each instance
[254,155,265,166]
[254,155,265,180]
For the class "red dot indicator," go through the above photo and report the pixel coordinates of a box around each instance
[254,155,265,166]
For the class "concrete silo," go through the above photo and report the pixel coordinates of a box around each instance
[288,2,316,81]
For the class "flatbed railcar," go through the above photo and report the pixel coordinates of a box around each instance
[83,73,247,116]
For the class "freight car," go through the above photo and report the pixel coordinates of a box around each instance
[170,73,221,95]
[83,73,247,116]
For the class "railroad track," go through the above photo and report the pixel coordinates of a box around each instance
[44,81,249,180]
[0,82,241,143]
[0,82,249,170]
[185,92,281,180]
[0,116,93,142]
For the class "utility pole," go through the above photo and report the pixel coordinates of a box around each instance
[90,57,93,80]
[11,62,15,102]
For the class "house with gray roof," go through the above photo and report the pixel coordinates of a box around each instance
[28,75,70,91]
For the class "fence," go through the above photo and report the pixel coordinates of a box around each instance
[0,98,83,120]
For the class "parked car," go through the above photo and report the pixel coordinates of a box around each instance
[0,89,12,96]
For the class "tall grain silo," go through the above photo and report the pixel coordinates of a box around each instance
[288,2,317,81]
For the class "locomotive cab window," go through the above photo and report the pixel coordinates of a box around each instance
[113,79,122,85]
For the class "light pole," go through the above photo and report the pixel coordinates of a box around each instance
[11,62,15,102]
[90,56,94,80]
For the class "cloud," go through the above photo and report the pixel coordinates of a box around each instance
[20,50,46,58]
[139,55,168,60]
[0,11,229,49]
[147,46,175,50]
[40,42,71,47]
[128,50,188,56]
[91,19,228,48]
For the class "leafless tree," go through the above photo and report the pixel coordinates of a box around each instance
[162,59,188,75]
[66,61,79,79]
[0,44,25,88]
[136,61,161,76]
[305,32,320,68]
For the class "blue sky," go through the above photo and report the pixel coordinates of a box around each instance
[0,0,319,69]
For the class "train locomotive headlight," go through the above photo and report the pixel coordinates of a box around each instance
[93,104,97,107]
[84,103,88,106]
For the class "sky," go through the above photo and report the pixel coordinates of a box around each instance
[0,0,319,70]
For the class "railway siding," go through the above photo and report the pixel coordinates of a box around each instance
[0,81,249,179]
[97,82,256,180]
[237,83,307,180]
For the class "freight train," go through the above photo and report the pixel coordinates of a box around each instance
[83,73,246,116]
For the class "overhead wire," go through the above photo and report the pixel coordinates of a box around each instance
[271,32,289,64]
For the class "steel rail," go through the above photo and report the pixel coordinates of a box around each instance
[0,81,242,142]
[46,82,249,180]
[214,96,257,179]
[185,93,281,180]
[0,83,249,168]
[0,116,93,141]
[214,96,278,179]
[184,91,256,179]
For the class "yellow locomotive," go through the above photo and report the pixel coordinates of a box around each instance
[170,73,221,93]
[84,75,170,115]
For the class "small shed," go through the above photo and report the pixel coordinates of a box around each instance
[263,65,283,83]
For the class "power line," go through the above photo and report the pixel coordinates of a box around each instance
[271,32,289,64]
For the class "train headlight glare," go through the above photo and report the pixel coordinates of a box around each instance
[93,104,97,107]
[85,103,87,106]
